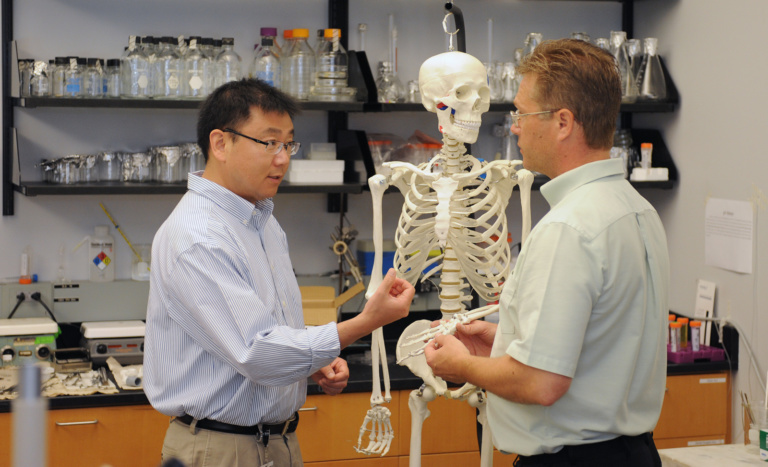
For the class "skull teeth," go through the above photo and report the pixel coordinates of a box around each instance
[451,117,481,131]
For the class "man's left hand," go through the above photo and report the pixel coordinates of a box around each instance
[311,357,349,395]
[424,333,471,384]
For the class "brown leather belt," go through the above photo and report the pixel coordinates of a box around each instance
[176,412,299,441]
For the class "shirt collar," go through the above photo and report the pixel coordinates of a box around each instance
[539,158,625,208]
[187,172,274,229]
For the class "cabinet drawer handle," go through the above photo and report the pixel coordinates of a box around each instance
[55,419,99,426]
[299,406,318,412]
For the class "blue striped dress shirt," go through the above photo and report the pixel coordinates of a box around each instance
[144,173,340,425]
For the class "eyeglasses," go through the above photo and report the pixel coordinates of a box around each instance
[509,109,558,127]
[223,128,301,156]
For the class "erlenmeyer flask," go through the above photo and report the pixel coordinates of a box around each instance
[638,38,667,101]
[610,31,637,103]
[523,32,543,57]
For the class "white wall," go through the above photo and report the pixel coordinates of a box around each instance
[4,0,762,444]
[634,0,768,443]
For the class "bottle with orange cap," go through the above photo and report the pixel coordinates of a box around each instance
[669,322,682,353]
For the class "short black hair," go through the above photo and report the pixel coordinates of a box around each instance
[196,78,300,161]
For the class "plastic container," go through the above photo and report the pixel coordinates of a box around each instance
[690,320,701,352]
[669,322,682,353]
[131,244,151,281]
[677,317,689,348]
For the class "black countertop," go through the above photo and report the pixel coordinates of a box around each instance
[0,359,733,414]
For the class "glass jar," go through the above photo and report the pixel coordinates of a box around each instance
[180,142,204,177]
[84,58,103,98]
[30,60,50,97]
[18,58,34,97]
[105,59,121,97]
[78,154,99,183]
[57,156,81,184]
[64,57,84,98]
[151,145,182,182]
[98,152,122,181]
[183,36,212,99]
[51,56,68,97]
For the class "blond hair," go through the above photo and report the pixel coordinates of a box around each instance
[517,39,621,150]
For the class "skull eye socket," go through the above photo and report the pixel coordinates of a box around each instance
[478,86,491,102]
[454,84,471,100]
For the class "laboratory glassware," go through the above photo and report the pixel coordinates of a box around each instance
[105,59,121,97]
[610,31,637,103]
[376,61,404,103]
[595,38,610,51]
[571,32,591,42]
[252,34,281,89]
[214,37,242,89]
[283,29,314,100]
[485,62,503,103]
[63,57,85,98]
[155,36,183,99]
[84,58,103,98]
[627,38,643,86]
[501,62,516,102]
[638,38,667,101]
[311,28,355,101]
[30,61,50,97]
[184,36,212,98]
[19,59,34,97]
[121,36,151,98]
[523,32,543,57]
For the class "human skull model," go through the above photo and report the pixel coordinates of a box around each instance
[419,52,490,144]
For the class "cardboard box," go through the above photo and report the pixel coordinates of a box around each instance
[300,282,364,326]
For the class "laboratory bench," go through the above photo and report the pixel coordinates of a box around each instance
[0,324,739,466]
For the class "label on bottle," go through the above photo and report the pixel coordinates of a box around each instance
[138,74,149,89]
[189,75,203,90]
[167,74,179,90]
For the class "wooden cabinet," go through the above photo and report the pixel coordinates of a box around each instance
[653,371,731,449]
[0,404,170,467]
[297,389,515,466]
[296,391,401,463]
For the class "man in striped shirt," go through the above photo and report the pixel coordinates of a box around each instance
[144,79,414,467]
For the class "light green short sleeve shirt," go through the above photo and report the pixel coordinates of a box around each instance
[489,158,670,456]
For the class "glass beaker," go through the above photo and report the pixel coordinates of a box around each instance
[376,61,404,103]
[99,152,122,182]
[638,38,667,101]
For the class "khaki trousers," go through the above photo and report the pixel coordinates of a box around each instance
[161,418,303,467]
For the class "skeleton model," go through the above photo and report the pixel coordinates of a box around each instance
[355,51,533,467]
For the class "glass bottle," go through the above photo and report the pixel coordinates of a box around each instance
[595,38,610,51]
[84,58,103,98]
[141,36,158,97]
[376,61,404,103]
[51,56,68,97]
[121,35,151,98]
[638,38,667,101]
[284,28,314,100]
[610,31,637,103]
[501,61,516,102]
[252,36,281,89]
[311,28,355,101]
[214,37,242,89]
[184,36,212,98]
[280,29,295,92]
[155,36,183,99]
[30,60,50,97]
[64,57,84,98]
[105,59,121,97]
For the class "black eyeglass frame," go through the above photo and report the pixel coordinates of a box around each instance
[222,128,301,156]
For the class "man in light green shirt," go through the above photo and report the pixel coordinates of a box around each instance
[425,39,669,466]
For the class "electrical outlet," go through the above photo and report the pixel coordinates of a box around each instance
[1,282,55,319]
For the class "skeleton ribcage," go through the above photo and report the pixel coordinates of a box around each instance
[391,168,512,303]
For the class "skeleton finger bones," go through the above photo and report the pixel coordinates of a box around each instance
[396,305,498,364]
[354,406,394,456]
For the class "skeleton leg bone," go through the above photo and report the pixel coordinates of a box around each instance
[468,391,493,467]
[408,385,437,467]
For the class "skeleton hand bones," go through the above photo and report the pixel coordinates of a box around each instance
[395,304,498,364]
[355,405,394,456]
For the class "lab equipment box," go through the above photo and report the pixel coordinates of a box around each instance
[300,282,364,326]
